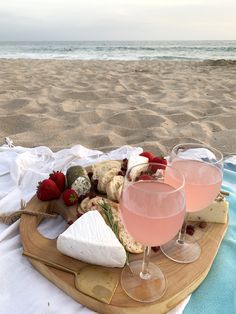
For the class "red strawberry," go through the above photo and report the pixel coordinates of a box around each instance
[138,174,153,180]
[151,156,167,171]
[63,188,78,206]
[49,171,65,192]
[139,151,154,162]
[37,179,61,201]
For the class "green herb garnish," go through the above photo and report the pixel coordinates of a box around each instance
[98,200,119,238]
[98,199,131,269]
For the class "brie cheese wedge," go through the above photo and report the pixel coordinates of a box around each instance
[57,210,126,268]
[127,155,149,180]
[127,155,148,170]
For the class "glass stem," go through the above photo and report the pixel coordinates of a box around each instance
[177,214,188,245]
[140,246,151,280]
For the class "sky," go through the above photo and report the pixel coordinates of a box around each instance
[0,0,235,41]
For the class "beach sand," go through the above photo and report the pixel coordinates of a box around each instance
[0,59,235,155]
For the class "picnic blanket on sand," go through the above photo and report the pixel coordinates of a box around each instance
[0,143,190,314]
[183,157,236,314]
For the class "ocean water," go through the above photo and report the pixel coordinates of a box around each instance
[0,41,235,61]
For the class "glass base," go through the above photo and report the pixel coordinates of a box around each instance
[160,235,201,263]
[121,260,166,303]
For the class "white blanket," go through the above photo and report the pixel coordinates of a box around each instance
[0,143,190,314]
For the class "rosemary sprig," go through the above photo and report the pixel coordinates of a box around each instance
[98,200,119,238]
[98,199,131,270]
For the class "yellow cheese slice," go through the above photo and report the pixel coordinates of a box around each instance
[188,198,228,224]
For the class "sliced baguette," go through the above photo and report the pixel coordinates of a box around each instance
[106,175,124,202]
[78,196,143,254]
[97,168,120,194]
[92,161,121,181]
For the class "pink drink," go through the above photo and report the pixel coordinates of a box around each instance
[120,181,185,246]
[170,159,222,212]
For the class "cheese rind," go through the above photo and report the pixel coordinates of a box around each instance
[188,199,228,224]
[57,210,127,268]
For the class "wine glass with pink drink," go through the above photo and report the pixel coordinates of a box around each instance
[119,162,185,303]
[161,143,224,263]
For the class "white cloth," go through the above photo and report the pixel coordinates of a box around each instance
[0,144,190,314]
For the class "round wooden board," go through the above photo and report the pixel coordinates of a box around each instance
[19,195,228,314]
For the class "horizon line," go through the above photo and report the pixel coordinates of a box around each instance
[0,39,236,42]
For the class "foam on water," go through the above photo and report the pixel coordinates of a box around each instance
[0,40,235,60]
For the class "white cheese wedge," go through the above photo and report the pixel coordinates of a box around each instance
[127,155,149,180]
[57,210,126,268]
[188,199,228,224]
[127,155,148,170]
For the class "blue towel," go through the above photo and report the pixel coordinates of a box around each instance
[183,167,236,314]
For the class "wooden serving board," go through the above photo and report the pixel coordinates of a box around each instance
[20,195,228,314]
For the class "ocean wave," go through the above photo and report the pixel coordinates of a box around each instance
[0,40,235,61]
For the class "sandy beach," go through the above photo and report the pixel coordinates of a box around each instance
[0,59,235,155]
